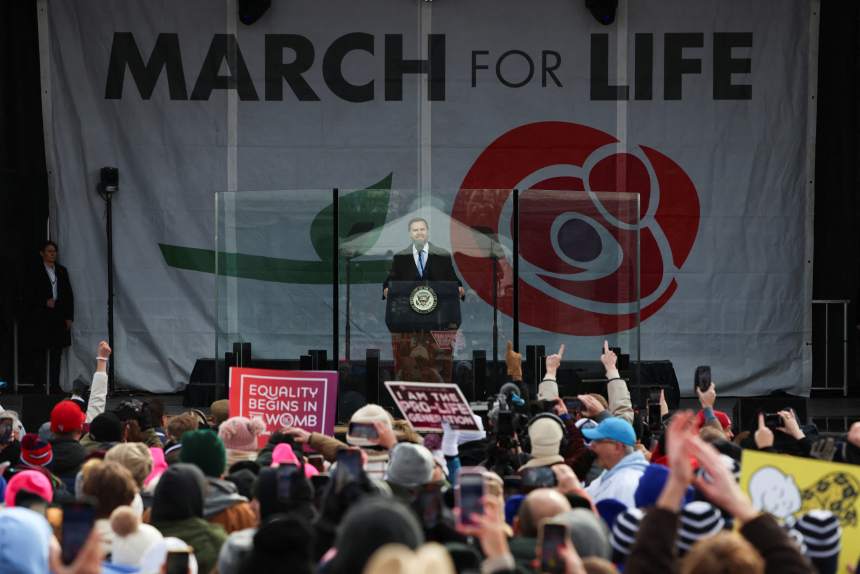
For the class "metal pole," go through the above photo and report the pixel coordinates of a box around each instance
[13,321,18,392]
[844,302,848,396]
[824,303,829,388]
[107,191,115,392]
[345,255,351,363]
[512,189,519,353]
[493,256,499,392]
[332,189,339,366]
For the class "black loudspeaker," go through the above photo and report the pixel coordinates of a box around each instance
[316,350,328,371]
[21,396,65,436]
[300,355,314,371]
[732,394,809,434]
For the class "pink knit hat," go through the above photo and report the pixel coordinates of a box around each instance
[5,470,53,507]
[145,447,168,487]
[271,443,319,478]
[218,416,266,451]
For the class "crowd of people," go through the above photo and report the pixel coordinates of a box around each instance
[0,339,856,574]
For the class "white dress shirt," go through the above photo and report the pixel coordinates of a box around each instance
[45,264,58,300]
[412,242,430,275]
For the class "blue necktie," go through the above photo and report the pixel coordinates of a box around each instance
[418,250,425,278]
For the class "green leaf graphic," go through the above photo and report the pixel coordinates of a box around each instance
[310,173,393,261]
[159,173,393,285]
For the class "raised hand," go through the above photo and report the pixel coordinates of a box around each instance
[696,381,716,409]
[576,394,604,419]
[754,413,774,449]
[600,340,617,372]
[687,437,758,525]
[776,410,805,440]
[545,344,564,376]
[506,341,522,376]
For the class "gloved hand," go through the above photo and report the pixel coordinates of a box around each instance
[505,341,522,377]
[440,422,460,458]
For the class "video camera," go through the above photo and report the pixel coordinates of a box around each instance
[485,383,531,476]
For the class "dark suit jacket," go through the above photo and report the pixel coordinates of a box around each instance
[382,242,463,298]
[26,262,74,349]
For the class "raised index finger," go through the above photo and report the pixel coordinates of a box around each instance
[603,340,609,355]
[557,344,564,359]
[758,413,766,430]
[507,341,513,353]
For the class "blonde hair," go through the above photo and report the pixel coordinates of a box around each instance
[679,532,765,574]
[699,426,728,444]
[583,557,620,574]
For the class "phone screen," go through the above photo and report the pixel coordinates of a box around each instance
[166,551,190,574]
[564,399,584,412]
[648,403,662,432]
[0,419,12,444]
[695,366,711,391]
[335,449,363,492]
[540,523,567,574]
[413,484,442,528]
[765,414,783,430]
[62,501,96,564]
[522,467,557,489]
[348,422,379,439]
[456,473,485,527]
[278,464,297,501]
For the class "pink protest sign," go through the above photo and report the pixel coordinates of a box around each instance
[384,382,479,432]
[229,368,338,448]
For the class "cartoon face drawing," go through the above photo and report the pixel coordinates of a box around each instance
[748,467,802,519]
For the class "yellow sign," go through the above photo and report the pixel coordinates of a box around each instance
[740,449,860,571]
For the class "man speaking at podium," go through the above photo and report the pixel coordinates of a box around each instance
[382,217,464,383]
[382,217,465,300]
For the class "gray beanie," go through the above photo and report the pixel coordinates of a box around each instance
[385,443,434,488]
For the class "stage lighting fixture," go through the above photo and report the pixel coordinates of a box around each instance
[585,0,618,25]
[238,0,271,25]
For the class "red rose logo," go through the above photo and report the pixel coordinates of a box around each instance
[451,121,699,336]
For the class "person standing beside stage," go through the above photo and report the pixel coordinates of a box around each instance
[27,241,74,394]
[382,217,464,382]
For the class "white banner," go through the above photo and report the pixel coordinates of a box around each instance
[42,0,816,396]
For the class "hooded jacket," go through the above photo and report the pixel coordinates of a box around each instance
[203,476,257,534]
[585,450,650,508]
[145,474,256,534]
[48,437,88,479]
[149,464,228,574]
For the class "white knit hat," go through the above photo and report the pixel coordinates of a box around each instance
[519,417,565,470]
[347,405,392,447]
[139,538,199,574]
[110,506,164,567]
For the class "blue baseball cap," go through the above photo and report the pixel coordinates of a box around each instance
[581,417,636,446]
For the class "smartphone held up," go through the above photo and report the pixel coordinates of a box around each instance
[455,470,487,529]
[539,520,568,574]
[695,366,711,392]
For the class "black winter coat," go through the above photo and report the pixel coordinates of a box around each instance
[26,262,74,349]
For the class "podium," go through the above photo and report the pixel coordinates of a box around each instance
[385,281,462,333]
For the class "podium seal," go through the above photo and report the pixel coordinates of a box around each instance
[410,286,438,314]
